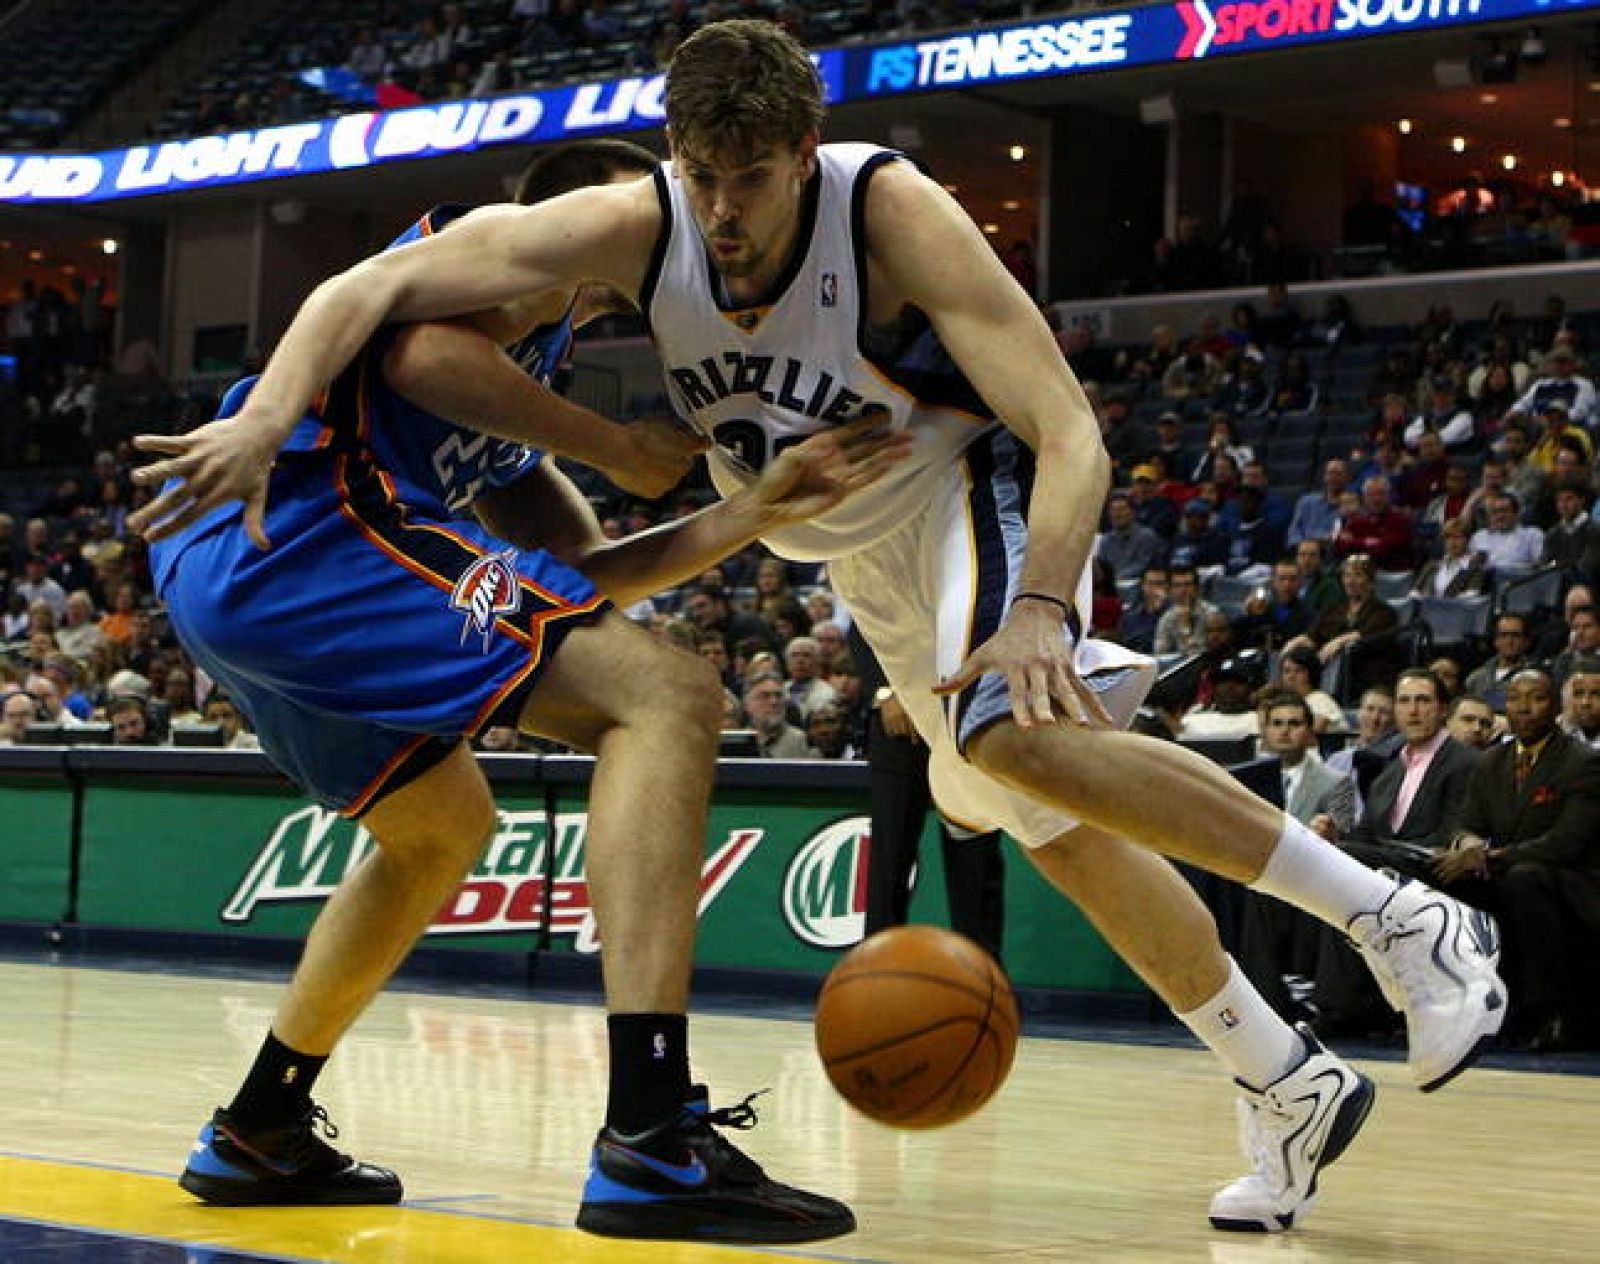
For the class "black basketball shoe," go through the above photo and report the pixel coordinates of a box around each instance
[577,1087,855,1243]
[179,1103,403,1206]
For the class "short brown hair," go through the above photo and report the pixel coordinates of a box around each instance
[666,19,824,163]
[514,138,659,205]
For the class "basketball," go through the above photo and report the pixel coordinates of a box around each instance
[815,925,1019,1129]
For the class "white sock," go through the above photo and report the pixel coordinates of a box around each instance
[1178,959,1305,1091]
[1252,813,1396,931]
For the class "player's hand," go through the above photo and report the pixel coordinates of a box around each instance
[612,416,710,499]
[128,415,283,550]
[749,410,913,526]
[933,600,1113,730]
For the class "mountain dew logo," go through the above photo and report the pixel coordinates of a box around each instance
[221,804,762,952]
[781,816,872,948]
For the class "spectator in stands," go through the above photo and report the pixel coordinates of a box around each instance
[1220,484,1285,579]
[1405,376,1475,452]
[1429,655,1462,700]
[1288,459,1351,547]
[1436,668,1600,1051]
[1420,461,1473,531]
[1510,344,1596,427]
[1551,605,1600,686]
[1233,549,1300,638]
[1469,492,1543,571]
[1153,564,1215,657]
[1127,464,1179,539]
[1212,348,1271,420]
[1235,689,1356,1017]
[1560,663,1600,751]
[1286,553,1399,672]
[38,654,91,722]
[1097,491,1166,582]
[1268,645,1340,731]
[784,636,836,721]
[99,581,141,646]
[107,694,156,746]
[681,583,773,654]
[1176,655,1262,741]
[1117,564,1168,655]
[345,27,387,81]
[1413,518,1488,598]
[1471,362,1521,426]
[1447,693,1498,750]
[1160,338,1224,402]
[2,590,29,642]
[0,690,39,745]
[804,701,855,760]
[1154,214,1222,291]
[163,666,203,727]
[1190,415,1254,484]
[1334,477,1413,570]
[1542,482,1600,581]
[1307,293,1362,352]
[1270,352,1319,417]
[582,0,623,43]
[1528,401,1595,477]
[742,672,811,759]
[15,554,66,622]
[1293,537,1342,615]
[1396,430,1449,511]
[1168,499,1227,570]
[1465,612,1536,709]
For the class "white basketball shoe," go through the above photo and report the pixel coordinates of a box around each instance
[1348,878,1507,1092]
[1209,1025,1376,1234]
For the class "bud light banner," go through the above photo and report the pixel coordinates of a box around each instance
[68,777,1139,993]
[6,0,1595,204]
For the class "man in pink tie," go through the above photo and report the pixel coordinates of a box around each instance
[1308,668,1483,1035]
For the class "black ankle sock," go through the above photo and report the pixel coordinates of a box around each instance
[227,1031,327,1129]
[605,1013,690,1135]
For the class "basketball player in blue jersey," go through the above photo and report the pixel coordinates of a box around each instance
[133,138,912,1244]
[133,22,1508,1237]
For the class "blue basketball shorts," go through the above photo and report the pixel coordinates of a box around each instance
[151,450,607,815]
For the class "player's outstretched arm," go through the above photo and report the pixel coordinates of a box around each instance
[383,320,705,499]
[129,183,657,544]
[480,413,910,609]
[867,161,1112,727]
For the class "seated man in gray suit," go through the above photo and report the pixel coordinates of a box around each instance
[1435,668,1600,1050]
[1236,691,1357,1018]
[1311,668,1481,1033]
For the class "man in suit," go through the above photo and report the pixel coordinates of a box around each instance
[1464,612,1536,710]
[1236,691,1357,1018]
[1435,668,1600,1049]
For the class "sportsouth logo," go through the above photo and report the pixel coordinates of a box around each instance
[782,816,874,948]
[452,548,521,649]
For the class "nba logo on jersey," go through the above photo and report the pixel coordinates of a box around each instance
[819,272,837,308]
[451,550,522,649]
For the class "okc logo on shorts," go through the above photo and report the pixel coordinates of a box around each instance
[451,549,522,650]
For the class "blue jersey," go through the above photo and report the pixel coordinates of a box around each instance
[282,203,571,518]
[149,204,606,816]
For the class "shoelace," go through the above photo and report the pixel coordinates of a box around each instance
[304,1104,340,1141]
[699,1088,768,1132]
[1235,1098,1287,1193]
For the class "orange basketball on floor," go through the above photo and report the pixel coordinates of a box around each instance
[815,925,1019,1129]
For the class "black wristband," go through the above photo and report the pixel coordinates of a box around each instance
[1013,591,1071,620]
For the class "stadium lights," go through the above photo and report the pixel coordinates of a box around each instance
[1520,26,1547,66]
[1397,118,1413,134]
[1553,170,1567,186]
[1008,144,1026,161]
[101,238,118,255]
[1502,154,1518,171]
[1451,136,1467,153]
[1555,116,1573,128]
[1480,92,1499,105]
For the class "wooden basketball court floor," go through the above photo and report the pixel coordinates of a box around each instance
[3,957,1599,1263]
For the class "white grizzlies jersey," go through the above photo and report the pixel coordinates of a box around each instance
[644,143,994,562]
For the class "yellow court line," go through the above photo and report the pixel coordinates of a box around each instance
[0,1155,834,1264]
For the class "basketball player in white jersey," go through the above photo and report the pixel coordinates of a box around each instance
[133,19,1507,1235]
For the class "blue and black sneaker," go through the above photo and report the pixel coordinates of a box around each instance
[179,1103,403,1206]
[577,1087,855,1243]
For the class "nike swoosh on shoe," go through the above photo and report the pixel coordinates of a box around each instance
[613,1145,711,1189]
